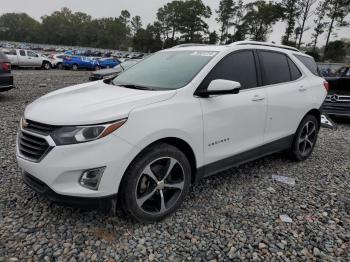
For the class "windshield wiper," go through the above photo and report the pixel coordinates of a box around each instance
[117,84,154,90]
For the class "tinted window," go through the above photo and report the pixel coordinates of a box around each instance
[200,50,258,90]
[259,51,290,85]
[294,54,319,76]
[19,50,26,56]
[288,58,302,80]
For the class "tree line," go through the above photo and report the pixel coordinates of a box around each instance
[0,0,349,61]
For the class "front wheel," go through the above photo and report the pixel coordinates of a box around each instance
[120,143,191,222]
[72,64,78,71]
[42,61,51,70]
[289,114,319,161]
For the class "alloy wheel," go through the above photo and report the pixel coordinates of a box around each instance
[298,120,316,156]
[135,157,185,215]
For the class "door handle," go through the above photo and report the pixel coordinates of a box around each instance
[251,95,265,101]
[298,86,307,92]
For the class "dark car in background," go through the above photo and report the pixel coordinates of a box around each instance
[0,50,14,92]
[89,59,141,81]
[322,65,350,119]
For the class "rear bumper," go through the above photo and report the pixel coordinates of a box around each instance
[0,74,14,92]
[23,171,116,209]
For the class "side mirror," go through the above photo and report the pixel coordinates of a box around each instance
[197,79,241,97]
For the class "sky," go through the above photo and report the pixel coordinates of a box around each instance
[0,0,349,46]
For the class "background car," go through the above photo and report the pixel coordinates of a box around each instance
[0,50,14,92]
[89,59,141,81]
[48,53,65,69]
[63,56,100,71]
[322,65,350,119]
[98,58,121,69]
[2,49,52,69]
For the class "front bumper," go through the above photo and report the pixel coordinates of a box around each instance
[322,102,350,118]
[17,130,136,198]
[22,171,116,209]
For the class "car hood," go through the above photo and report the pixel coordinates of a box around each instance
[25,81,176,125]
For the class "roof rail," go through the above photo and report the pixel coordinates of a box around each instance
[229,41,300,52]
[171,43,209,48]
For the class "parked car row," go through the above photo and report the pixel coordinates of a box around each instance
[0,41,146,59]
[0,48,144,71]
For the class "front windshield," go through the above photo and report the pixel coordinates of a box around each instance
[112,50,218,90]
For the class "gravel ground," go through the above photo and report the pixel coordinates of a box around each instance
[0,70,349,261]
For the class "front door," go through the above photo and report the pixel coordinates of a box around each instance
[198,50,267,170]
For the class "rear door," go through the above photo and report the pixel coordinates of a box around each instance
[18,50,28,66]
[258,50,309,143]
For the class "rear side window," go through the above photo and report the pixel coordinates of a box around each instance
[200,50,258,90]
[294,54,319,76]
[259,51,290,85]
[287,58,302,80]
[19,50,26,56]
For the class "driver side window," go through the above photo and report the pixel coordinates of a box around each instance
[199,50,258,91]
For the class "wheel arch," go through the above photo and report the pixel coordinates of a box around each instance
[304,108,321,127]
[118,136,198,197]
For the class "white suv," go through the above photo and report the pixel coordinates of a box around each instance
[17,41,327,222]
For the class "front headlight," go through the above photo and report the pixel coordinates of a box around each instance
[51,118,127,145]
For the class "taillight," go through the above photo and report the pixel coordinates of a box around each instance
[1,62,11,72]
[323,81,330,92]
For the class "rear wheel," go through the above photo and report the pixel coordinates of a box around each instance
[289,115,319,161]
[72,64,78,71]
[94,65,101,71]
[120,143,191,222]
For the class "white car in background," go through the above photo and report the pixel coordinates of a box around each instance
[3,49,52,69]
[17,41,327,222]
[48,53,65,69]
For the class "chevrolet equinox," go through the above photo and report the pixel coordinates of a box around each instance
[17,41,327,222]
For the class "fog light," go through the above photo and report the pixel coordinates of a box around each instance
[79,167,105,190]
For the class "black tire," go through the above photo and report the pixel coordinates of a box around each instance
[72,64,78,71]
[56,63,63,70]
[119,143,191,222]
[94,65,101,71]
[42,61,51,70]
[289,114,319,161]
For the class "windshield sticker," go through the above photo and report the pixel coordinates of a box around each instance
[190,51,217,57]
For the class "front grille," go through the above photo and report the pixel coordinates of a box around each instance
[325,94,350,103]
[18,131,52,162]
[24,119,57,135]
